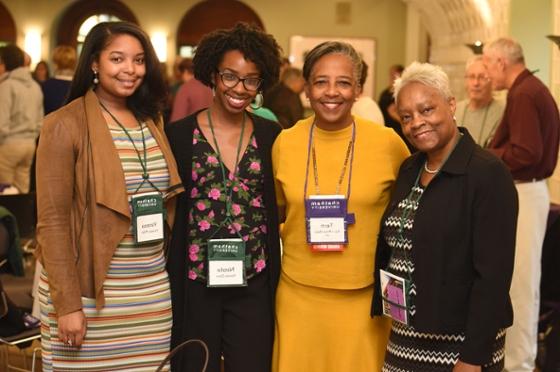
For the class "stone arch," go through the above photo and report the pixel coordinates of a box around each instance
[176,0,264,54]
[55,0,138,48]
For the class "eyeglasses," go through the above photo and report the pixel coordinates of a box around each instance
[464,74,490,82]
[218,71,263,91]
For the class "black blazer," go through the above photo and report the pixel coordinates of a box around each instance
[371,128,518,365]
[165,111,282,358]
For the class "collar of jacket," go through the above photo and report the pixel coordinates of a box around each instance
[402,126,476,177]
[83,90,184,219]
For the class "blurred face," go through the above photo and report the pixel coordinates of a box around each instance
[92,33,146,101]
[212,49,260,115]
[304,53,359,129]
[34,63,49,81]
[397,82,457,155]
[464,60,492,102]
[482,51,507,90]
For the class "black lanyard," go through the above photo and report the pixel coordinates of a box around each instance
[206,108,246,239]
[99,101,159,193]
[303,121,356,200]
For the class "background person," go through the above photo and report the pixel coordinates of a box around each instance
[35,21,183,371]
[455,56,504,147]
[264,66,305,128]
[166,22,282,372]
[352,59,384,124]
[272,41,409,372]
[32,60,50,84]
[483,37,560,372]
[41,45,77,115]
[0,44,43,193]
[169,57,213,122]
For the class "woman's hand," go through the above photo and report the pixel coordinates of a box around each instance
[58,310,87,347]
[452,360,481,372]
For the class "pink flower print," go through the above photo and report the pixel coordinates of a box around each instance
[207,155,219,165]
[208,210,215,218]
[240,183,249,192]
[198,220,211,231]
[192,171,198,181]
[243,235,249,242]
[189,244,200,254]
[231,203,241,216]
[250,198,261,208]
[199,177,206,184]
[228,222,242,234]
[190,187,198,198]
[251,137,258,148]
[208,188,221,200]
[228,172,235,181]
[196,201,206,211]
[233,186,239,192]
[193,137,198,145]
[189,252,198,261]
[188,270,197,280]
[198,263,204,270]
[193,128,200,135]
[195,162,201,169]
[255,259,266,272]
[249,161,261,172]
[260,224,267,233]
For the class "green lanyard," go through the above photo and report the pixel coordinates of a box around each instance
[99,101,160,194]
[206,109,246,238]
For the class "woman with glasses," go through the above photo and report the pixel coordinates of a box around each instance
[271,41,410,372]
[166,23,282,372]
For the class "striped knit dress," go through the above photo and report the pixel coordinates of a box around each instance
[39,122,172,371]
[381,185,505,372]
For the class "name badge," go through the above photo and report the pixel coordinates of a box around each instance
[207,238,247,287]
[305,195,355,252]
[380,269,410,325]
[130,192,165,244]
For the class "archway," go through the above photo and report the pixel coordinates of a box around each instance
[56,0,138,48]
[176,0,264,57]
[0,1,16,45]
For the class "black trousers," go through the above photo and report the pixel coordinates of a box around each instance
[177,271,273,372]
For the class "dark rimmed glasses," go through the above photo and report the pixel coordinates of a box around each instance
[218,71,263,91]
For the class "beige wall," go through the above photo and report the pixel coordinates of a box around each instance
[1,0,407,96]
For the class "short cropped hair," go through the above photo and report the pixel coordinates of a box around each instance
[302,41,362,84]
[52,45,77,71]
[484,37,525,65]
[393,61,452,104]
[0,44,24,71]
[359,60,369,87]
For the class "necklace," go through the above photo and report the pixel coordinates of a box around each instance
[423,161,439,174]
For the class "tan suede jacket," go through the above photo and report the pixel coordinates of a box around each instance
[35,90,184,316]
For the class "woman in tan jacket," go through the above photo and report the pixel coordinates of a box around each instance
[35,22,183,371]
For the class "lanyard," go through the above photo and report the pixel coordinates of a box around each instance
[99,101,159,193]
[303,120,356,199]
[206,109,246,238]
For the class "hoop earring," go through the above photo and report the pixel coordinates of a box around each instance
[93,70,99,85]
[250,92,264,110]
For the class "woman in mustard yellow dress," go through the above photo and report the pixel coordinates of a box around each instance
[272,41,410,371]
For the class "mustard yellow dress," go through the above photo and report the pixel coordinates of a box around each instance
[271,116,409,372]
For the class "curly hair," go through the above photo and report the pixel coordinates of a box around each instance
[193,22,282,92]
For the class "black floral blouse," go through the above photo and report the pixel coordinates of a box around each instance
[186,126,268,283]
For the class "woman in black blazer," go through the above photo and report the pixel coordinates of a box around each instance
[371,62,518,372]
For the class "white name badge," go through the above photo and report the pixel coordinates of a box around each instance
[208,260,245,286]
[308,217,345,243]
[135,213,164,243]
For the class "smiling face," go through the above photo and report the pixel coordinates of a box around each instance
[91,33,145,102]
[212,49,260,115]
[304,53,359,130]
[397,82,457,157]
